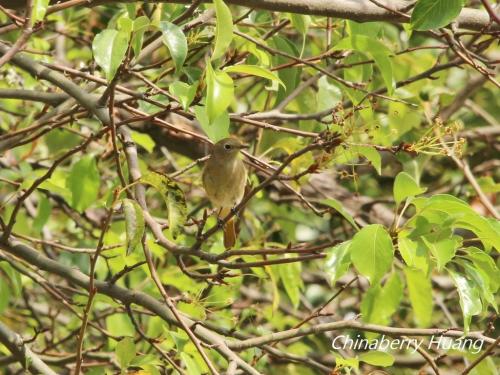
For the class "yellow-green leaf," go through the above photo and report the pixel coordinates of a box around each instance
[212,0,233,61]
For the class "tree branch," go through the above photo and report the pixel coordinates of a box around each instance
[0,321,57,375]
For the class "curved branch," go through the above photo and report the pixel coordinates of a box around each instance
[64,0,499,31]
[0,237,262,375]
[0,321,57,375]
[227,320,499,351]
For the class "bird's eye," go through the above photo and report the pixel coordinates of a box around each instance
[224,144,231,150]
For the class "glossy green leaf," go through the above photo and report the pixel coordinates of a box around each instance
[140,171,187,239]
[411,0,465,30]
[394,171,426,205]
[212,0,233,60]
[359,351,395,367]
[159,21,187,73]
[31,0,50,24]
[115,336,136,370]
[117,16,133,35]
[351,224,394,284]
[194,105,229,142]
[223,64,285,87]
[461,261,497,313]
[132,16,150,57]
[465,247,499,293]
[169,81,198,110]
[404,268,433,327]
[92,29,130,81]
[324,241,351,284]
[449,270,482,333]
[412,195,499,250]
[397,236,429,273]
[322,199,359,230]
[205,62,234,123]
[67,155,100,212]
[422,236,458,271]
[122,199,145,255]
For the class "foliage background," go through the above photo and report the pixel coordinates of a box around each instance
[0,0,498,374]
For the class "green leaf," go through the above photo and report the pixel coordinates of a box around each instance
[322,199,359,230]
[288,14,310,56]
[278,257,303,309]
[0,276,11,313]
[67,155,100,212]
[449,270,482,333]
[194,105,230,142]
[33,195,52,233]
[159,21,187,73]
[288,13,310,36]
[361,272,403,329]
[115,337,136,370]
[169,81,197,110]
[356,145,382,175]
[223,64,285,87]
[106,314,135,337]
[92,29,130,81]
[316,76,341,112]
[271,36,301,103]
[461,261,497,313]
[334,35,394,94]
[410,0,465,30]
[122,199,145,255]
[393,171,426,205]
[351,224,394,284]
[412,195,499,250]
[31,0,50,25]
[140,171,187,239]
[205,62,234,123]
[212,0,233,61]
[359,351,394,367]
[334,354,359,370]
[422,236,459,271]
[324,241,352,284]
[131,130,155,153]
[0,263,22,297]
[180,352,201,375]
[465,247,499,293]
[397,236,429,273]
[117,16,133,36]
[132,16,150,57]
[404,268,433,327]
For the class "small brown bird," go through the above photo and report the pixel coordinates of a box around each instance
[202,138,248,249]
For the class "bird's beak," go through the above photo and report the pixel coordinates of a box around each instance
[238,143,250,149]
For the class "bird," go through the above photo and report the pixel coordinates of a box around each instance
[202,137,248,249]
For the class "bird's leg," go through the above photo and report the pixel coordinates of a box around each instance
[217,207,225,229]
[230,206,240,218]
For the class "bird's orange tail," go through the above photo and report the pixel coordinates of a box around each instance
[223,217,236,249]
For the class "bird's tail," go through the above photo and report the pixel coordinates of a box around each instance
[220,207,236,249]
